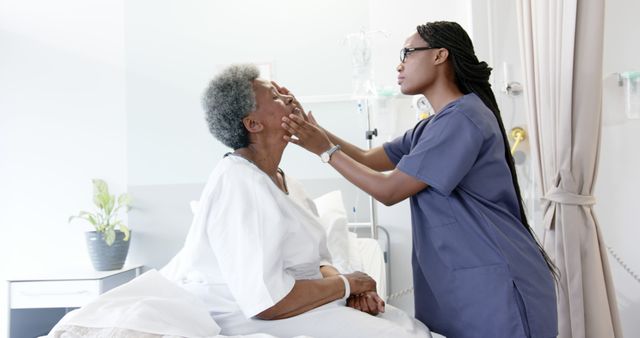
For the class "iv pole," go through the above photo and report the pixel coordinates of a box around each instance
[344,29,386,240]
[363,99,378,239]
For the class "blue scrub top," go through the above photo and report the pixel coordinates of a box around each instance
[384,94,557,338]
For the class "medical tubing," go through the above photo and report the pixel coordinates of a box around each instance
[338,274,351,300]
[387,286,414,301]
[607,245,640,285]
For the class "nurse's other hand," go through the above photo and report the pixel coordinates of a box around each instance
[343,271,377,294]
[282,114,332,156]
[346,291,385,315]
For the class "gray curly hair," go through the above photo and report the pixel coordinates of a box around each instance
[202,64,260,149]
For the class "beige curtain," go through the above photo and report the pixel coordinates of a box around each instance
[516,0,623,337]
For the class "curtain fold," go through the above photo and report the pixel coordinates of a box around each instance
[516,0,622,337]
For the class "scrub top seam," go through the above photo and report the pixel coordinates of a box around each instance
[397,113,452,195]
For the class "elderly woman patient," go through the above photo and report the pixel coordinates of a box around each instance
[161,64,431,338]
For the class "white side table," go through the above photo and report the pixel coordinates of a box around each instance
[6,265,142,338]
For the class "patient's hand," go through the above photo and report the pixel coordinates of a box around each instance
[347,291,386,316]
[344,271,377,294]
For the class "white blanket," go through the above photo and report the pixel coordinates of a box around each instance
[45,270,297,338]
[45,269,430,338]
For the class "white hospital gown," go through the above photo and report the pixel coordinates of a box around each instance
[162,155,431,338]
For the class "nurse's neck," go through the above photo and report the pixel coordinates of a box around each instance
[423,77,464,114]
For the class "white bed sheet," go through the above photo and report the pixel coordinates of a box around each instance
[45,326,288,338]
[44,270,310,338]
[46,252,422,338]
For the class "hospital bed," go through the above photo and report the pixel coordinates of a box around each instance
[42,179,400,337]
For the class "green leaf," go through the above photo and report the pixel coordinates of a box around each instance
[96,213,106,227]
[104,229,116,246]
[96,192,110,211]
[119,223,130,241]
[117,193,132,210]
[92,179,109,208]
[104,194,115,215]
[87,214,98,226]
[68,211,99,226]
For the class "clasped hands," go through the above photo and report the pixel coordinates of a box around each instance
[343,272,386,316]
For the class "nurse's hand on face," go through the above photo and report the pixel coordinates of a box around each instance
[273,81,331,154]
[282,113,333,156]
[347,291,385,316]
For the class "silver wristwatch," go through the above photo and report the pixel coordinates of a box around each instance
[320,144,341,163]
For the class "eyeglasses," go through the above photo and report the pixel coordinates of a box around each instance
[400,47,438,63]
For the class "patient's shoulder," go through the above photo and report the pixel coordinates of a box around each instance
[211,155,262,180]
[205,155,280,200]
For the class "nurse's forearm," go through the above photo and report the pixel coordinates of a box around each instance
[328,150,427,206]
[255,277,344,320]
[324,129,365,160]
[323,129,394,172]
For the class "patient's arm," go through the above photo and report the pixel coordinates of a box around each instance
[320,266,385,315]
[255,271,376,320]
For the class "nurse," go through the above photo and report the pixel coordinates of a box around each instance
[281,21,558,338]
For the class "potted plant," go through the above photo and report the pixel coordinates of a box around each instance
[69,179,132,271]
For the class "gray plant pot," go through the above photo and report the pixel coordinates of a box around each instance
[85,230,131,271]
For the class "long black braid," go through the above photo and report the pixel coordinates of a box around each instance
[417,21,558,280]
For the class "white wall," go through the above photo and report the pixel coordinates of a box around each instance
[124,0,370,186]
[0,0,127,335]
[369,0,472,93]
[596,0,640,336]
[471,0,540,226]
[124,0,472,187]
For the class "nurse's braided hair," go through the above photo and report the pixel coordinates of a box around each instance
[417,21,558,279]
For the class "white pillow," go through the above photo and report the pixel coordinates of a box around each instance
[313,190,353,273]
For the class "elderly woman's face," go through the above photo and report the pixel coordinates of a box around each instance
[250,79,299,135]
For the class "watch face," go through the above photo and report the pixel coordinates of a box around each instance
[321,152,330,163]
